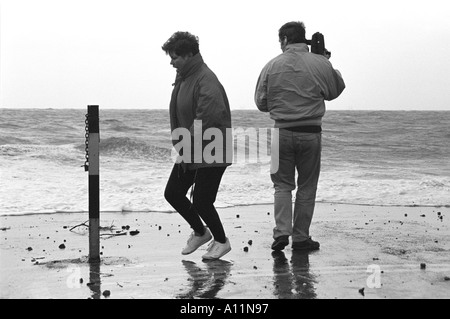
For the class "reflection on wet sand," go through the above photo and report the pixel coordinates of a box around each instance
[177,259,232,299]
[272,251,317,299]
[88,261,101,299]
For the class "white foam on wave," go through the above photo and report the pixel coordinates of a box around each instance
[2,108,450,216]
[2,155,450,217]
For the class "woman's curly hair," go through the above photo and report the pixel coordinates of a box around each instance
[162,31,200,56]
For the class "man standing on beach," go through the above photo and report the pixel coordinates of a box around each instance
[162,31,232,260]
[255,21,345,251]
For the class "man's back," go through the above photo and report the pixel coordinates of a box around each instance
[255,43,345,128]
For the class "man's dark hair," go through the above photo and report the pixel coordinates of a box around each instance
[162,31,200,56]
[278,21,306,44]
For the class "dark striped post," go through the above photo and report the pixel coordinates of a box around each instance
[87,105,100,262]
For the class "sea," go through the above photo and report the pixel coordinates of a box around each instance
[1,108,449,216]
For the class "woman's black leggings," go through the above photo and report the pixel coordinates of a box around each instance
[164,164,227,244]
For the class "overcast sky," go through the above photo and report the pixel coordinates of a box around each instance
[1,0,449,110]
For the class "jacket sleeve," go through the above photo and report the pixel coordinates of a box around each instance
[190,74,231,135]
[321,64,346,101]
[254,66,269,112]
[326,69,345,101]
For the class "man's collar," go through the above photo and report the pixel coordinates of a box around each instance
[285,43,310,52]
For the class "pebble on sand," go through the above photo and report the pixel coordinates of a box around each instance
[358,288,365,296]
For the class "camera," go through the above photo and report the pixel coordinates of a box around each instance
[306,32,331,57]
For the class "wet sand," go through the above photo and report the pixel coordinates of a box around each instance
[1,203,449,299]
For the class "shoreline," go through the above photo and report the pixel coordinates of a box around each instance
[1,202,449,299]
[1,201,449,218]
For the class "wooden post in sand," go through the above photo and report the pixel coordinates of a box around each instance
[87,105,100,262]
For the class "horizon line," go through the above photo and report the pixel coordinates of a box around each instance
[1,107,449,112]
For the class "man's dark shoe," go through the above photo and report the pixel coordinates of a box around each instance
[292,237,320,251]
[271,235,289,251]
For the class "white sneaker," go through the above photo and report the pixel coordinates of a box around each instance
[181,228,212,255]
[202,238,231,260]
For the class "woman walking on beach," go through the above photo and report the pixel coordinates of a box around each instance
[162,31,232,260]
